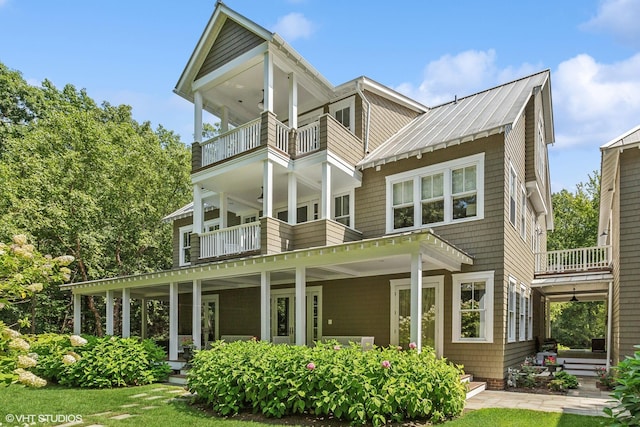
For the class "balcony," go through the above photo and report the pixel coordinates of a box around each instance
[534,246,612,275]
[195,112,364,170]
[200,222,261,259]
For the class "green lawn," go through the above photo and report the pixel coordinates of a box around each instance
[0,384,608,427]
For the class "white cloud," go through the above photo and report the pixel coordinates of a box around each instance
[395,49,538,106]
[553,53,640,148]
[0,0,8,7]
[581,0,640,48]
[272,12,315,41]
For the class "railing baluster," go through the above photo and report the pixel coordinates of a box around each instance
[535,245,611,274]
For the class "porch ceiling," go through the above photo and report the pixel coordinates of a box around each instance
[531,272,612,302]
[62,229,473,299]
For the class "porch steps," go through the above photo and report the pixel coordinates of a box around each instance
[167,373,188,386]
[558,357,606,377]
[462,374,486,400]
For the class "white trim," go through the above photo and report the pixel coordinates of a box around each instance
[509,163,517,227]
[507,276,516,343]
[202,294,219,347]
[520,185,527,241]
[270,286,322,346]
[178,225,192,267]
[390,275,444,357]
[386,153,484,233]
[122,288,131,338]
[527,288,533,341]
[519,283,527,342]
[452,270,494,343]
[192,280,202,349]
[329,96,355,133]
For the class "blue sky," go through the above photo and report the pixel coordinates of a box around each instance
[1,0,639,191]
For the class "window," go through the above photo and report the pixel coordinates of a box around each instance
[329,96,355,133]
[519,283,527,341]
[452,271,494,343]
[520,187,527,240]
[508,277,516,343]
[536,112,546,181]
[243,214,258,224]
[509,165,517,226]
[334,194,350,226]
[179,225,192,266]
[527,290,533,340]
[387,153,484,233]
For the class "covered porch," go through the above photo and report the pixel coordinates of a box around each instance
[63,230,473,362]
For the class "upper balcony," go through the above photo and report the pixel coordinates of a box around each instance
[193,111,364,171]
[534,246,612,276]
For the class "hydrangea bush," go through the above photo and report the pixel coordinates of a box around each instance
[188,340,466,425]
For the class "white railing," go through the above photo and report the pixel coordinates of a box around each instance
[534,246,611,274]
[297,121,319,154]
[200,222,261,259]
[275,120,289,153]
[201,118,261,167]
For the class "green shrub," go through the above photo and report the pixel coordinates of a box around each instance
[552,371,579,389]
[29,334,170,388]
[604,345,640,426]
[188,340,466,426]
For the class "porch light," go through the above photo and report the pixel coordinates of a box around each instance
[570,287,579,302]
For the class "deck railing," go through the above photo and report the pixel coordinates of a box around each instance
[297,121,320,154]
[275,121,290,153]
[534,246,612,274]
[201,118,261,167]
[200,222,261,259]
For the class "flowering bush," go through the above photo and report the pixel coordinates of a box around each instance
[188,340,466,425]
[595,366,617,390]
[604,345,640,426]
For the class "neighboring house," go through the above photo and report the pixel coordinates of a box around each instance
[598,125,640,364]
[62,2,563,389]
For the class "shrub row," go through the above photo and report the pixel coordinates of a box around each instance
[187,340,466,425]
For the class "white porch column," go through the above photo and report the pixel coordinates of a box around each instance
[140,298,147,339]
[192,280,202,350]
[121,288,131,338]
[288,173,297,225]
[221,105,229,133]
[193,184,203,235]
[606,281,613,370]
[263,51,273,112]
[295,266,306,346]
[219,192,228,228]
[194,90,203,143]
[260,271,271,342]
[410,252,423,351]
[73,293,81,335]
[106,290,114,336]
[321,162,332,219]
[263,160,274,217]
[288,72,298,129]
[169,282,179,361]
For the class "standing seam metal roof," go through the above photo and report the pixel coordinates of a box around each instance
[358,70,550,169]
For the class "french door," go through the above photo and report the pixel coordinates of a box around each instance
[201,295,219,349]
[390,277,443,355]
[271,287,322,346]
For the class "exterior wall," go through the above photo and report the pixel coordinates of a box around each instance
[364,90,421,154]
[617,148,640,361]
[319,114,365,165]
[215,287,261,337]
[261,216,294,254]
[292,219,362,250]
[196,18,264,80]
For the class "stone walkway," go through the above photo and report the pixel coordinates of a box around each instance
[466,377,615,417]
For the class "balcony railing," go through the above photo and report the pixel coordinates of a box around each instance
[201,118,261,166]
[200,222,261,259]
[534,246,612,275]
[297,121,319,154]
[275,121,290,153]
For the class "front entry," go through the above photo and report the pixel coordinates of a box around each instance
[271,286,322,346]
[202,295,219,349]
[390,276,443,355]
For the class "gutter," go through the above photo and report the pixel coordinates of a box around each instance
[356,80,371,154]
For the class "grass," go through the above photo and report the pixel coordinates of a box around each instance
[0,384,608,427]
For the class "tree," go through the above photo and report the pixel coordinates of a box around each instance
[0,62,192,335]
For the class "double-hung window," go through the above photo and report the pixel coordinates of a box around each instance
[520,187,527,240]
[387,153,484,233]
[527,290,533,340]
[508,277,517,343]
[334,194,350,226]
[509,165,517,226]
[329,96,355,133]
[519,283,527,341]
[179,225,192,266]
[452,271,494,343]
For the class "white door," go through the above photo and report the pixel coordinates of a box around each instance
[202,295,219,349]
[390,277,443,355]
[271,287,322,346]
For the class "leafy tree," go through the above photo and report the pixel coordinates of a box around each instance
[0,62,192,335]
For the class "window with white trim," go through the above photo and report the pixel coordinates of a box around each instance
[452,271,494,343]
[329,96,355,133]
[334,194,350,226]
[519,283,527,341]
[387,153,484,233]
[536,111,546,181]
[509,165,517,226]
[520,187,527,240]
[527,289,533,340]
[179,225,192,266]
[508,277,516,342]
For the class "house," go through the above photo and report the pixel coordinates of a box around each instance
[598,125,640,364]
[63,2,561,389]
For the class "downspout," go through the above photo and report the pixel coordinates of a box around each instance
[356,80,371,155]
[606,280,613,369]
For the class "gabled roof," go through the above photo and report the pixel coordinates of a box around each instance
[598,124,640,243]
[358,70,552,169]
